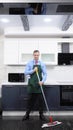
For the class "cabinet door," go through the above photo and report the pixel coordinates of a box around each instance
[2,85,20,110]
[44,86,60,110]
[39,38,58,65]
[19,38,39,64]
[19,86,28,110]
[4,38,19,65]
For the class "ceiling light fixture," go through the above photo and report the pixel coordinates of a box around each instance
[44,18,52,22]
[0,18,10,23]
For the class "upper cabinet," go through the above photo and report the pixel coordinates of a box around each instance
[4,38,19,65]
[18,38,39,65]
[4,38,58,65]
[39,38,58,65]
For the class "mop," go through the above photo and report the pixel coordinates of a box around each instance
[36,69,62,128]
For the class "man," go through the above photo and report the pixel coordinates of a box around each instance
[25,3,46,14]
[22,50,47,121]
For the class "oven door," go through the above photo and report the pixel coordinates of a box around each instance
[60,85,73,106]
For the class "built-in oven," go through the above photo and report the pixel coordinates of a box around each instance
[8,73,25,82]
[60,85,73,106]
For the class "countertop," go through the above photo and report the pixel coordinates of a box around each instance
[2,81,73,86]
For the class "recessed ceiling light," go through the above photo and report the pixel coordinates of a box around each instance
[0,18,10,23]
[44,18,52,22]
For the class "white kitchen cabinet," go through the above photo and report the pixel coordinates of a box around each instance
[4,38,19,65]
[39,38,58,65]
[4,38,39,65]
[4,38,58,65]
[18,38,39,64]
[41,53,58,65]
[19,38,58,65]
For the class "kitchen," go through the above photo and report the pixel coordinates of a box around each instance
[0,2,73,130]
[0,14,73,112]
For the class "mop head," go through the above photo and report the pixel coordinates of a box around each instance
[42,121,62,128]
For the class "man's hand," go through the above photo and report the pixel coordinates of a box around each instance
[33,9,38,14]
[33,67,38,72]
[39,81,43,86]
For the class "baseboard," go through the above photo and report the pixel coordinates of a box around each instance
[2,111,73,116]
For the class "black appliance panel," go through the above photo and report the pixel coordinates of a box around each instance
[60,85,73,106]
[8,73,25,82]
[58,53,73,65]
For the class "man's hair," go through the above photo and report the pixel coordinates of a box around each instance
[33,50,39,54]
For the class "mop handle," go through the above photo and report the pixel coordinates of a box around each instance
[36,70,50,113]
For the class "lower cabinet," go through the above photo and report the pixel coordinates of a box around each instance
[2,85,28,111]
[44,86,60,110]
[2,85,73,111]
[2,85,60,111]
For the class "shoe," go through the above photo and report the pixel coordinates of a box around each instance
[22,114,29,121]
[39,114,46,121]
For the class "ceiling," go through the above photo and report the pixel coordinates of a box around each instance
[0,15,73,37]
[0,15,67,29]
[0,3,73,36]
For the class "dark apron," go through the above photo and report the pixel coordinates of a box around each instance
[28,65,43,93]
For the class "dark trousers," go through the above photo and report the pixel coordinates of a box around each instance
[26,93,44,115]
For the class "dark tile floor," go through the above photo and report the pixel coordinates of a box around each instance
[0,116,73,130]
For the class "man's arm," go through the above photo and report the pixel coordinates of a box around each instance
[41,63,47,83]
[25,62,38,75]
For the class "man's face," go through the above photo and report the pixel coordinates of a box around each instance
[33,52,40,60]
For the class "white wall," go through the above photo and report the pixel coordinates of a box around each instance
[46,65,73,83]
[0,36,6,97]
